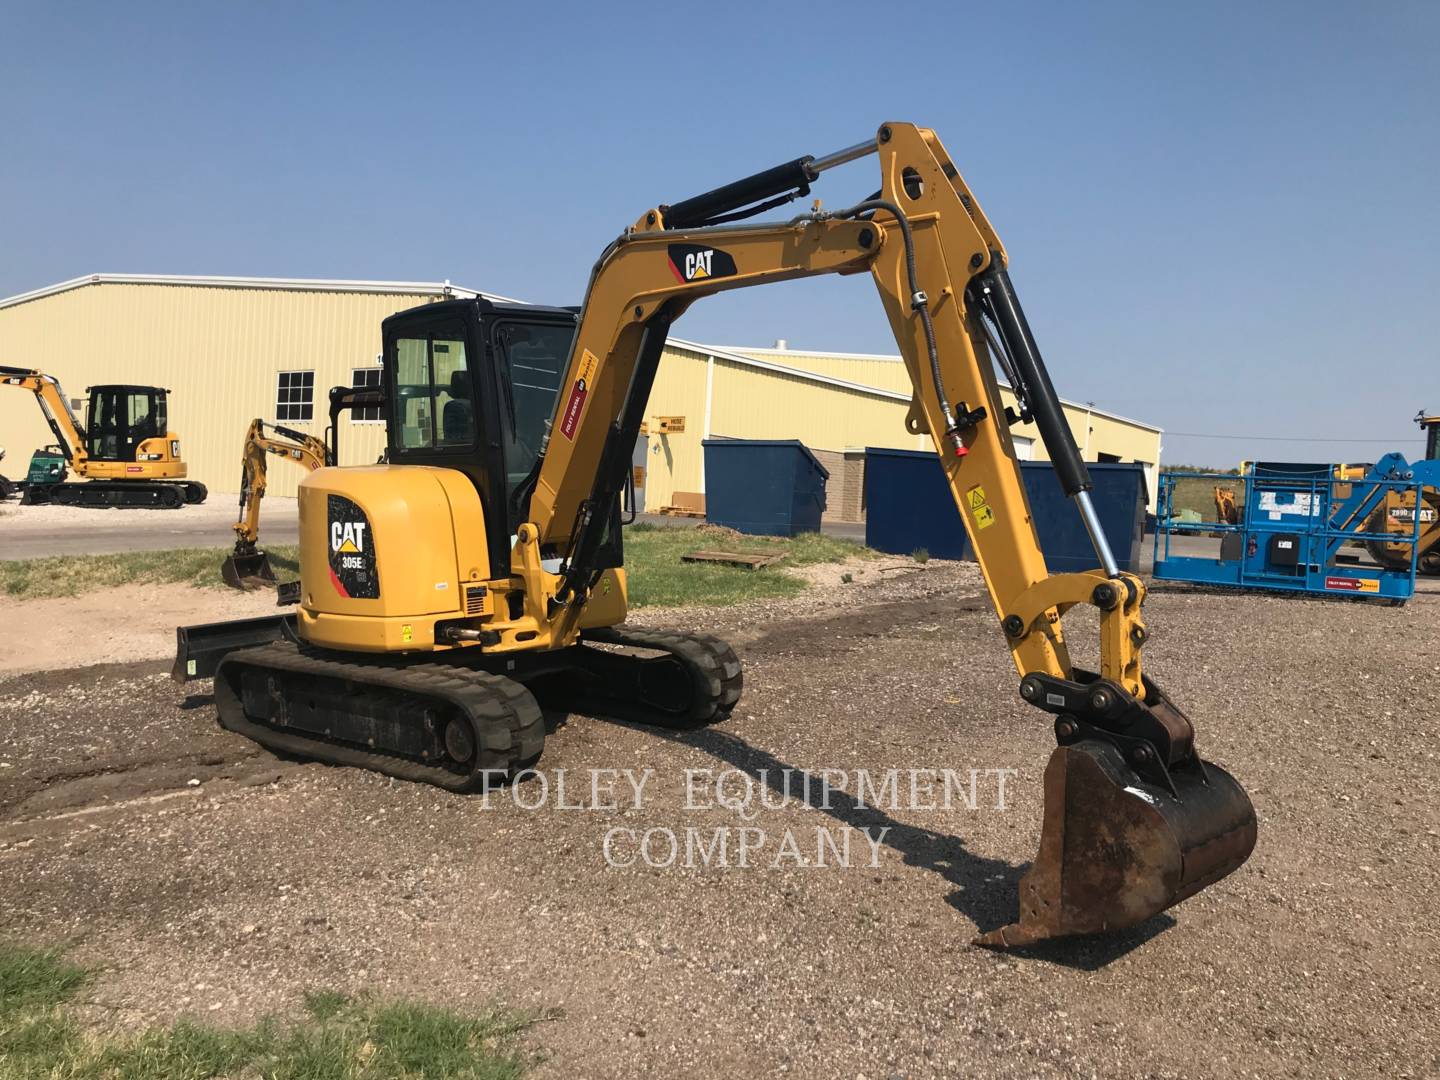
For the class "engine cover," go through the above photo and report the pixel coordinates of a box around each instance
[296,465,492,652]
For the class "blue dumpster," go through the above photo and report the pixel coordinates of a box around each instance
[703,439,829,536]
[864,448,1147,572]
[863,447,969,559]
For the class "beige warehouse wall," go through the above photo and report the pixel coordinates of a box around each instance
[0,284,1162,519]
[727,347,1162,508]
[644,345,928,509]
[641,345,712,510]
[0,283,440,499]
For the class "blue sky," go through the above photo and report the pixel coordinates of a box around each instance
[3,1,1435,464]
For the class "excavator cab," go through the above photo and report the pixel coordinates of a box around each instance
[379,299,596,577]
[85,384,168,463]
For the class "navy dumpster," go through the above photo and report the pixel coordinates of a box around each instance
[702,439,829,536]
[864,448,1147,572]
[863,447,969,559]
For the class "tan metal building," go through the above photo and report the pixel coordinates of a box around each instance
[643,342,1163,518]
[0,275,1162,513]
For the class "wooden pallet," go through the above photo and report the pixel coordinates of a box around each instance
[681,550,783,570]
[656,506,706,518]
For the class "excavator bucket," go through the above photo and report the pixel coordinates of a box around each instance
[978,739,1257,948]
[220,549,276,590]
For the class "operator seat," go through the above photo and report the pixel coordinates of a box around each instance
[442,370,475,445]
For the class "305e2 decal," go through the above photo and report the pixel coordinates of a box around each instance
[327,494,380,598]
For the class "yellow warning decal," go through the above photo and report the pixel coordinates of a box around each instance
[401,624,413,643]
[966,485,997,530]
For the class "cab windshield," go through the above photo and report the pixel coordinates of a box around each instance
[494,321,573,495]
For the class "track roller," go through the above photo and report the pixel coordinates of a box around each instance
[213,641,545,792]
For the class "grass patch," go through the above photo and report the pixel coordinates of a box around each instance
[623,523,872,608]
[0,942,539,1079]
[0,546,300,599]
[0,526,871,608]
[1166,475,1237,522]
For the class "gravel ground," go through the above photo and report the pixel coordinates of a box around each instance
[1,565,1437,1078]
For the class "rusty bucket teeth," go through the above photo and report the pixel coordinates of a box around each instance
[221,551,277,591]
[977,739,1256,949]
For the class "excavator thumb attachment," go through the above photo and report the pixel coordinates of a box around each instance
[221,546,276,590]
[978,674,1257,948]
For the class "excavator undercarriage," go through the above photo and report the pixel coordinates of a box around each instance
[210,626,739,791]
[177,122,1255,948]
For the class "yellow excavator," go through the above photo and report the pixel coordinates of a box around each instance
[221,419,331,588]
[221,386,385,587]
[176,123,1256,947]
[0,366,205,508]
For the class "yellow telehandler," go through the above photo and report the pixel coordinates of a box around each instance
[176,123,1255,947]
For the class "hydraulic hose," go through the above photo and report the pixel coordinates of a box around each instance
[821,200,959,447]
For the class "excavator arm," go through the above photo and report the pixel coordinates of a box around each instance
[221,419,331,588]
[0,365,90,469]
[222,386,386,590]
[523,122,1256,945]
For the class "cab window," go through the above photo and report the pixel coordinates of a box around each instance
[494,321,572,493]
[392,328,471,450]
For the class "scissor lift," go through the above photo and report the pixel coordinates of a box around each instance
[1153,454,1424,601]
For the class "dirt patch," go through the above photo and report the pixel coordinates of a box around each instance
[0,583,283,673]
[2,565,1437,1077]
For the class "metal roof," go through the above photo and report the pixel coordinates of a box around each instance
[0,273,520,311]
[0,274,1158,434]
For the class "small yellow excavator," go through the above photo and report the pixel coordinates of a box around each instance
[176,123,1256,947]
[221,386,385,587]
[0,365,205,508]
[221,419,331,588]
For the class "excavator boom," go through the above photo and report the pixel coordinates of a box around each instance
[222,419,331,588]
[523,123,1256,944]
[221,386,387,589]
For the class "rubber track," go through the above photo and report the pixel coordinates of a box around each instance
[48,481,190,509]
[571,624,744,729]
[214,641,544,793]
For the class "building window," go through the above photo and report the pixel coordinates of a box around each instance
[275,370,315,422]
[350,367,383,422]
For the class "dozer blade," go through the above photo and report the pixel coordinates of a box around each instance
[977,739,1256,948]
[221,550,276,590]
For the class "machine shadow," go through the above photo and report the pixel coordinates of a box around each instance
[621,721,1170,970]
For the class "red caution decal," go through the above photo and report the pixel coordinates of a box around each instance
[1324,576,1379,593]
[559,349,600,441]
